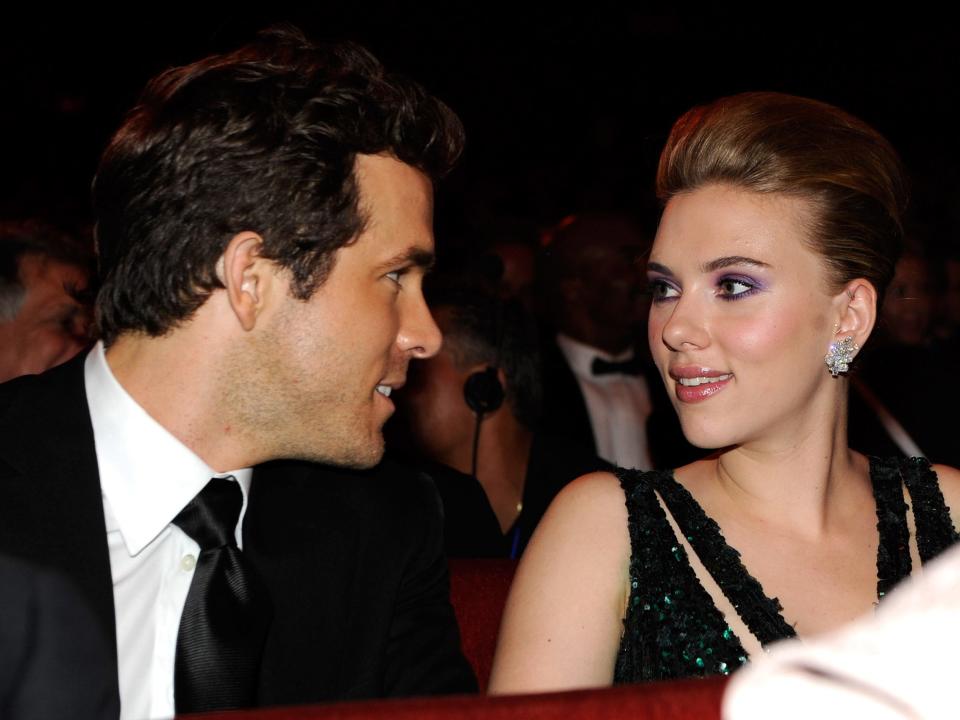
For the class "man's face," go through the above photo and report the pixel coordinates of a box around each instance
[580,238,647,339]
[0,254,92,383]
[555,217,648,353]
[242,154,442,468]
[882,255,934,346]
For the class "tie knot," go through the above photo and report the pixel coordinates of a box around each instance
[591,355,642,377]
[173,477,242,551]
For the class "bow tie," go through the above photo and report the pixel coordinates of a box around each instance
[591,355,643,376]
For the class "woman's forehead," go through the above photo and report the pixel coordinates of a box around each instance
[651,185,819,267]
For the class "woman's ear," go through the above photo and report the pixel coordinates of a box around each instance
[832,278,878,352]
[219,231,268,331]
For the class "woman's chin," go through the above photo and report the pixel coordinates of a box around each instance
[678,421,737,451]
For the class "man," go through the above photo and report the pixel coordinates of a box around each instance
[538,213,699,470]
[0,27,474,718]
[0,219,94,382]
[397,277,608,557]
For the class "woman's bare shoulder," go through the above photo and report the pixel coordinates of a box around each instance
[487,469,632,694]
[931,463,960,528]
[931,463,960,484]
[524,470,631,568]
[549,469,629,516]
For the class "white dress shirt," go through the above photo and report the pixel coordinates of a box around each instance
[84,343,251,720]
[555,333,653,470]
[724,542,960,720]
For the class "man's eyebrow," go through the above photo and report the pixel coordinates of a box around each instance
[700,256,771,273]
[378,247,436,272]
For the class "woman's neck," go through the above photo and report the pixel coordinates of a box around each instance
[682,388,871,539]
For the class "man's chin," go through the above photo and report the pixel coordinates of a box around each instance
[332,449,385,471]
[313,438,385,470]
[270,426,386,469]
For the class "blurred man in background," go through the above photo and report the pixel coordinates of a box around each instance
[0,219,93,382]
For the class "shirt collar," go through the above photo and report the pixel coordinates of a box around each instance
[84,342,252,555]
[555,333,635,379]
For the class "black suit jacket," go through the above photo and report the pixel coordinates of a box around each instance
[538,334,702,470]
[0,357,476,711]
[0,554,119,720]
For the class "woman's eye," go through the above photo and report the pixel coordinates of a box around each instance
[718,278,754,297]
[648,279,679,301]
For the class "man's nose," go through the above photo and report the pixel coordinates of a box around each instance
[399,294,442,359]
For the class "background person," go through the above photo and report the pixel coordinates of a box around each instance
[537,212,699,471]
[0,219,94,382]
[396,268,608,557]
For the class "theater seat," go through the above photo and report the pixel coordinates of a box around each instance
[447,558,517,692]
[182,678,728,719]
[180,558,728,718]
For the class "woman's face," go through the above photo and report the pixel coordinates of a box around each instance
[647,184,843,450]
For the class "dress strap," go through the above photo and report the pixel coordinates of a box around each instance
[869,456,913,598]
[614,467,751,680]
[898,457,960,563]
[654,473,796,647]
[651,489,764,659]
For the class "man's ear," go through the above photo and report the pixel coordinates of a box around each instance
[218,232,270,332]
[832,278,878,351]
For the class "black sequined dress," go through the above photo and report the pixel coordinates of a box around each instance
[613,456,959,683]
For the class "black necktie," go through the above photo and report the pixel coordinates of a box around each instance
[591,355,643,376]
[172,477,272,713]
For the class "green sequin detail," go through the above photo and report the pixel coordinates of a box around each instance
[612,459,958,684]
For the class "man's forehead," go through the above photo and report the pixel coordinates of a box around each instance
[349,153,435,265]
[353,153,432,195]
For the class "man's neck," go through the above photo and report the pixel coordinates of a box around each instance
[105,329,256,473]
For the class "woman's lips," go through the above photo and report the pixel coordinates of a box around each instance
[670,369,733,403]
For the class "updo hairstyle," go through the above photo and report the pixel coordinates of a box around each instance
[656,92,908,304]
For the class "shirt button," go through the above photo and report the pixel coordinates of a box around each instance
[181,554,197,571]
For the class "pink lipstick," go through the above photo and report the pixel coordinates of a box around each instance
[669,367,733,403]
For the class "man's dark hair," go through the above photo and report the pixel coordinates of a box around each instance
[93,25,465,344]
[426,277,542,429]
[0,220,94,322]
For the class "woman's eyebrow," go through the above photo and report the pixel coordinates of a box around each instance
[700,255,771,273]
[646,262,673,276]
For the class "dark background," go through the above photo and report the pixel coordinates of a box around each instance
[3,9,958,245]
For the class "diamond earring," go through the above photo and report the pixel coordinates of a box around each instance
[824,336,859,377]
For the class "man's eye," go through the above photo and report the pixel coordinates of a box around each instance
[385,270,402,284]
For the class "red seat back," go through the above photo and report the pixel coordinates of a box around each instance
[447,558,518,692]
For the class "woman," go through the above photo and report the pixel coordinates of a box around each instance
[488,92,960,693]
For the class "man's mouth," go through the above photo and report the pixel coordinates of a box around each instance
[375,385,393,398]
